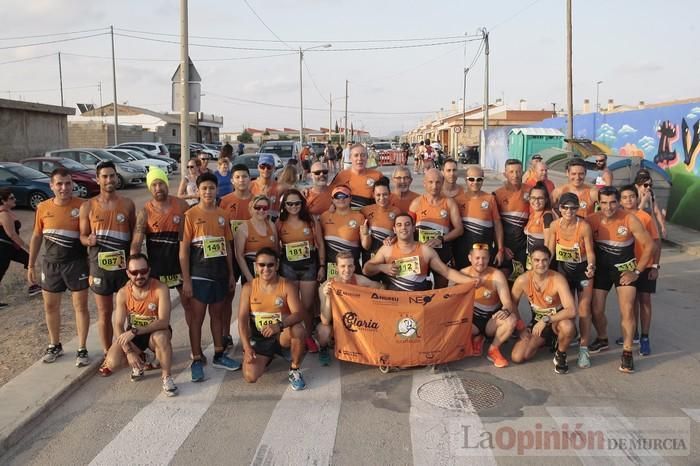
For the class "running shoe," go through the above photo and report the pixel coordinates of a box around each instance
[130,367,144,382]
[191,359,205,382]
[75,348,90,367]
[141,349,160,371]
[162,376,178,397]
[98,362,112,377]
[615,332,640,346]
[223,334,234,351]
[212,354,241,371]
[486,347,509,368]
[28,284,42,297]
[639,337,651,356]
[0,302,8,308]
[318,346,331,366]
[42,343,63,363]
[619,350,635,373]
[305,336,319,353]
[588,338,609,353]
[471,335,485,356]
[288,368,306,391]
[553,351,569,374]
[577,347,591,369]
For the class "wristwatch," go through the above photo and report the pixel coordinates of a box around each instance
[131,327,139,336]
[651,264,660,270]
[278,320,286,331]
[542,315,552,325]
[633,269,641,275]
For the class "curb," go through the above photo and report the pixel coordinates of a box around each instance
[0,289,182,459]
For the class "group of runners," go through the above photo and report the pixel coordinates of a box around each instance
[27,144,662,397]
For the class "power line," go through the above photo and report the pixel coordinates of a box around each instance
[0,27,108,41]
[0,52,56,66]
[303,61,329,104]
[205,90,439,114]
[490,0,546,31]
[242,0,294,50]
[114,27,482,44]
[0,84,98,94]
[466,37,485,71]
[61,51,296,62]
[113,32,481,52]
[0,32,109,51]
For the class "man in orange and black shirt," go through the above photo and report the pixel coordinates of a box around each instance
[330,143,383,209]
[389,166,419,213]
[493,159,530,281]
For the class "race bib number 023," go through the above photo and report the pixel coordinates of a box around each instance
[555,244,582,263]
[203,237,227,259]
[614,258,637,273]
[418,229,442,248]
[97,250,126,271]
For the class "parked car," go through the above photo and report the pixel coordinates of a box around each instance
[45,148,147,189]
[115,144,178,172]
[259,141,301,162]
[189,143,219,160]
[238,153,284,180]
[106,149,172,174]
[0,162,54,210]
[21,157,99,198]
[115,142,169,158]
[372,142,393,151]
[165,143,197,160]
[309,142,326,159]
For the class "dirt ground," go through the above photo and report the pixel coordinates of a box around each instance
[0,261,99,388]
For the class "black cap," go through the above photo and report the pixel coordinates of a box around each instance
[531,154,543,160]
[559,192,580,207]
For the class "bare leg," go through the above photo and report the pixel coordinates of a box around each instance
[94,294,115,354]
[208,301,225,352]
[486,315,517,349]
[511,333,545,363]
[299,280,317,338]
[72,289,90,348]
[242,352,272,383]
[638,292,652,335]
[43,291,62,345]
[151,330,173,377]
[591,289,610,340]
[189,298,207,358]
[577,284,593,347]
[617,286,637,351]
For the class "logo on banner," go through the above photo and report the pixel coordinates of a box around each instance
[342,311,379,333]
[396,317,418,339]
[371,292,399,303]
[408,293,436,305]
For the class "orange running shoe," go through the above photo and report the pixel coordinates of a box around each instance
[487,347,509,368]
[471,335,485,356]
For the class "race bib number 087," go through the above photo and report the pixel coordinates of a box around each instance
[97,250,126,271]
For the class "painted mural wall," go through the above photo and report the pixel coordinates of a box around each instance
[535,101,700,229]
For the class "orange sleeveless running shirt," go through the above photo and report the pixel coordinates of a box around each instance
[126,278,160,328]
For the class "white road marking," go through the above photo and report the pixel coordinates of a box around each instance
[410,368,496,465]
[90,327,239,466]
[681,408,700,423]
[547,406,669,465]
[250,355,342,465]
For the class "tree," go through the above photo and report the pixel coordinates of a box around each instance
[237,130,253,143]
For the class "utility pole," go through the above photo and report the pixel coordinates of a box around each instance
[344,79,349,144]
[110,25,119,145]
[482,28,490,131]
[566,0,574,146]
[98,81,103,115]
[58,52,64,107]
[299,47,304,146]
[462,67,469,142]
[179,0,190,172]
[329,93,332,143]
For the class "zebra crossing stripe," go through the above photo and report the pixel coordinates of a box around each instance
[250,355,342,465]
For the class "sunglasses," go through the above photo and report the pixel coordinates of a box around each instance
[258,164,273,170]
[595,159,606,163]
[128,268,149,276]
[312,170,329,176]
[253,205,270,211]
[560,205,579,211]
[466,177,484,183]
[187,165,197,169]
[285,201,302,207]
[333,193,349,200]
[472,243,490,250]
[256,262,276,268]
[643,183,653,188]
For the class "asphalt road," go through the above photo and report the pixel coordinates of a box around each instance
[4,165,700,465]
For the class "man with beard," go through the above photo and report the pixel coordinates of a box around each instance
[305,161,333,217]
[80,161,135,355]
[389,166,419,213]
[551,158,599,218]
[493,159,530,281]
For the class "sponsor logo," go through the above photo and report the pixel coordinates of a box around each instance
[439,209,448,218]
[617,225,628,236]
[396,317,418,339]
[70,208,80,218]
[342,311,379,332]
[116,213,126,223]
[334,288,360,297]
[371,292,399,303]
[148,303,157,311]
[366,178,375,187]
[544,295,553,304]
[409,293,436,305]
[173,215,181,224]
[348,219,358,228]
[523,192,530,201]
[274,297,284,307]
[483,290,492,299]
[303,227,310,235]
[218,216,225,226]
[481,201,489,209]
[580,201,588,209]
[388,212,396,219]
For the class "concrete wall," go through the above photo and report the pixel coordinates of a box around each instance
[0,100,73,161]
[68,121,155,148]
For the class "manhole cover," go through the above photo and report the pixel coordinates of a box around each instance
[417,376,504,412]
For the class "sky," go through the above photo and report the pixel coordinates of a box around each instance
[0,0,698,138]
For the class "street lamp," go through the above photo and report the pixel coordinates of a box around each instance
[299,44,332,145]
[594,80,603,139]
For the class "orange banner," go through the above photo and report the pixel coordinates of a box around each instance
[330,282,475,367]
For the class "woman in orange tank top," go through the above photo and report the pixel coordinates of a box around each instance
[524,182,555,268]
[277,189,325,353]
[234,195,278,284]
